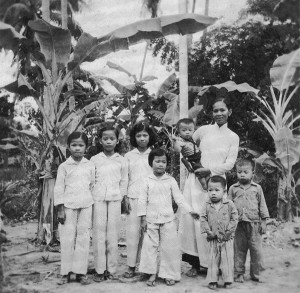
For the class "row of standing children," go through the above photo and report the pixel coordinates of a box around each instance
[54,121,269,289]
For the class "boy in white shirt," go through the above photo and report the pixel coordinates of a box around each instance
[137,148,199,286]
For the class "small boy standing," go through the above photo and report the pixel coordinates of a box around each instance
[228,159,269,283]
[137,148,199,287]
[173,118,209,190]
[201,175,238,290]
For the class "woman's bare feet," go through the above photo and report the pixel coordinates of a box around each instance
[123,266,135,278]
[234,274,244,283]
[146,274,156,286]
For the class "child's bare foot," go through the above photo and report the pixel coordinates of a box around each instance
[208,282,217,290]
[234,274,244,283]
[123,266,135,278]
[224,282,233,289]
[146,274,156,286]
[186,267,198,277]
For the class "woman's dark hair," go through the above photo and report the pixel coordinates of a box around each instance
[207,175,227,189]
[212,97,232,110]
[98,125,120,139]
[67,132,88,147]
[148,148,168,167]
[130,121,156,148]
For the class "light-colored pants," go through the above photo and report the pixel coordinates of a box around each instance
[126,198,143,267]
[139,220,181,281]
[59,206,92,275]
[93,200,121,274]
[206,239,234,283]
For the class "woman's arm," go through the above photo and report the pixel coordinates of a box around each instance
[120,158,129,198]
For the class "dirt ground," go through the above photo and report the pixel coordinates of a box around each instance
[1,217,300,293]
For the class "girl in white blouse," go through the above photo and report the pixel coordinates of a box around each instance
[91,126,128,282]
[54,132,95,286]
[180,97,239,277]
[122,121,156,278]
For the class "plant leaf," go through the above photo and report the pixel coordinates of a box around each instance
[163,92,179,126]
[270,48,300,90]
[141,75,158,82]
[28,19,71,70]
[156,73,176,97]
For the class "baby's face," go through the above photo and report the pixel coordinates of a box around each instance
[179,123,195,139]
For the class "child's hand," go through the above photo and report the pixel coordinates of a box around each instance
[190,211,200,220]
[259,219,267,234]
[123,195,131,215]
[206,231,216,241]
[57,205,66,225]
[222,232,232,242]
[141,216,147,233]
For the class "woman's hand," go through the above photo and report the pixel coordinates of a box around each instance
[57,205,66,225]
[206,230,217,241]
[140,216,147,233]
[194,167,211,177]
[123,195,131,215]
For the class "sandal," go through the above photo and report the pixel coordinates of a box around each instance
[186,267,198,277]
[93,273,105,282]
[57,275,69,285]
[224,282,233,289]
[123,270,135,278]
[146,274,156,287]
[165,278,175,286]
[105,271,118,280]
[76,274,91,285]
[208,282,217,290]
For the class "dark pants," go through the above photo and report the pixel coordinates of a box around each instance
[182,254,200,269]
[234,221,262,279]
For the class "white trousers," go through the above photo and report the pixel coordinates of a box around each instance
[126,198,143,267]
[93,200,121,274]
[59,206,92,275]
[139,220,181,281]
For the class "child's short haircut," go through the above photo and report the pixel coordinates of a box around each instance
[67,131,88,147]
[129,121,156,148]
[236,158,255,170]
[176,118,195,130]
[98,125,120,139]
[207,175,227,189]
[148,148,167,167]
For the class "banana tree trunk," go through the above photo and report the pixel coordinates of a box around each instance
[277,176,293,221]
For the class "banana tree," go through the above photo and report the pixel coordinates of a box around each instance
[253,48,300,221]
[1,12,216,242]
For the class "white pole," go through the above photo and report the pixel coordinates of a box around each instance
[178,0,189,191]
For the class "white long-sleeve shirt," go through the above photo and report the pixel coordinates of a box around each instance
[124,148,152,199]
[137,173,192,224]
[193,123,239,176]
[91,152,128,201]
[53,157,95,209]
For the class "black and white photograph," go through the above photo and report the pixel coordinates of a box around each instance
[0,0,299,292]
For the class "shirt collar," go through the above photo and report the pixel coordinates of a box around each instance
[148,173,169,180]
[213,122,228,131]
[65,156,89,165]
[99,152,120,158]
[235,180,257,188]
[132,148,151,155]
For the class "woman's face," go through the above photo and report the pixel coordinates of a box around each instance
[212,101,232,126]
